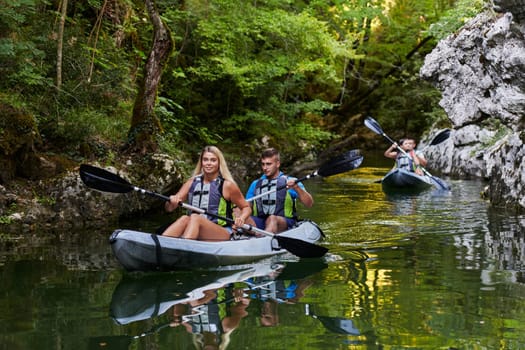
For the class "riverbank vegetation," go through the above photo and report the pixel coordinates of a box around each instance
[1,0,484,185]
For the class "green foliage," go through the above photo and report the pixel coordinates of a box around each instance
[370,56,448,139]
[288,121,334,150]
[0,0,51,92]
[0,0,140,162]
[190,5,347,95]
[0,0,482,171]
[63,108,129,142]
[160,0,350,158]
[365,0,484,139]
[0,216,14,225]
[426,0,485,40]
[0,203,17,225]
[481,119,510,147]
[33,190,56,206]
[301,0,457,140]
[156,97,223,155]
[468,120,509,157]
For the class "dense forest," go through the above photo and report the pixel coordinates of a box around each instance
[1,0,484,184]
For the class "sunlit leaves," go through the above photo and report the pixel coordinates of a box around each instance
[426,0,485,40]
[192,6,348,97]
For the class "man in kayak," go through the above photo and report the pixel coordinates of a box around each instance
[244,148,314,233]
[384,138,427,176]
[162,145,252,240]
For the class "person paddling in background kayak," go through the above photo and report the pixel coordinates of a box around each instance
[162,145,252,241]
[243,148,314,234]
[384,138,427,176]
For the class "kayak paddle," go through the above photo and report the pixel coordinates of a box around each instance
[364,116,450,190]
[247,149,364,202]
[79,164,328,258]
[419,127,451,152]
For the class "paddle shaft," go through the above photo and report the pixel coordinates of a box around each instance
[79,168,270,235]
[179,202,282,238]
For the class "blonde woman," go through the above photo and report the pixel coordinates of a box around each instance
[163,146,251,240]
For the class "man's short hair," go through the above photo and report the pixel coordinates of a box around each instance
[261,148,280,160]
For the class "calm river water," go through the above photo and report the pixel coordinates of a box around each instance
[1,154,524,349]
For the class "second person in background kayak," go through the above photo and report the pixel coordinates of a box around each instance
[384,138,427,176]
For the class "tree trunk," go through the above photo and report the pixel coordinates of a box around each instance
[127,0,174,154]
[56,0,68,90]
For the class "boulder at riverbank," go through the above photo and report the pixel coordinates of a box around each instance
[0,154,185,233]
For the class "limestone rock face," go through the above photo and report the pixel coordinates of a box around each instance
[420,4,525,210]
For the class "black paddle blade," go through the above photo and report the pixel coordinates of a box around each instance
[79,164,133,194]
[275,236,328,258]
[317,149,363,177]
[364,116,383,135]
[429,128,451,146]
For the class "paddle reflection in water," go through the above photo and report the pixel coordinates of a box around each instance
[92,259,367,349]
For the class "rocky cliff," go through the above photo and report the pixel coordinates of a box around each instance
[420,0,525,210]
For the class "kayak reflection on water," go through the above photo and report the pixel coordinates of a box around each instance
[96,259,360,349]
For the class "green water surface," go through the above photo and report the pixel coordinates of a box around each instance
[1,159,524,349]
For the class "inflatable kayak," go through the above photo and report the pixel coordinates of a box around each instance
[381,168,434,193]
[109,220,324,272]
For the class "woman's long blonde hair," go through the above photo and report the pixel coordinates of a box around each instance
[192,145,236,184]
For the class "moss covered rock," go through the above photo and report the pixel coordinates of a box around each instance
[0,102,41,183]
